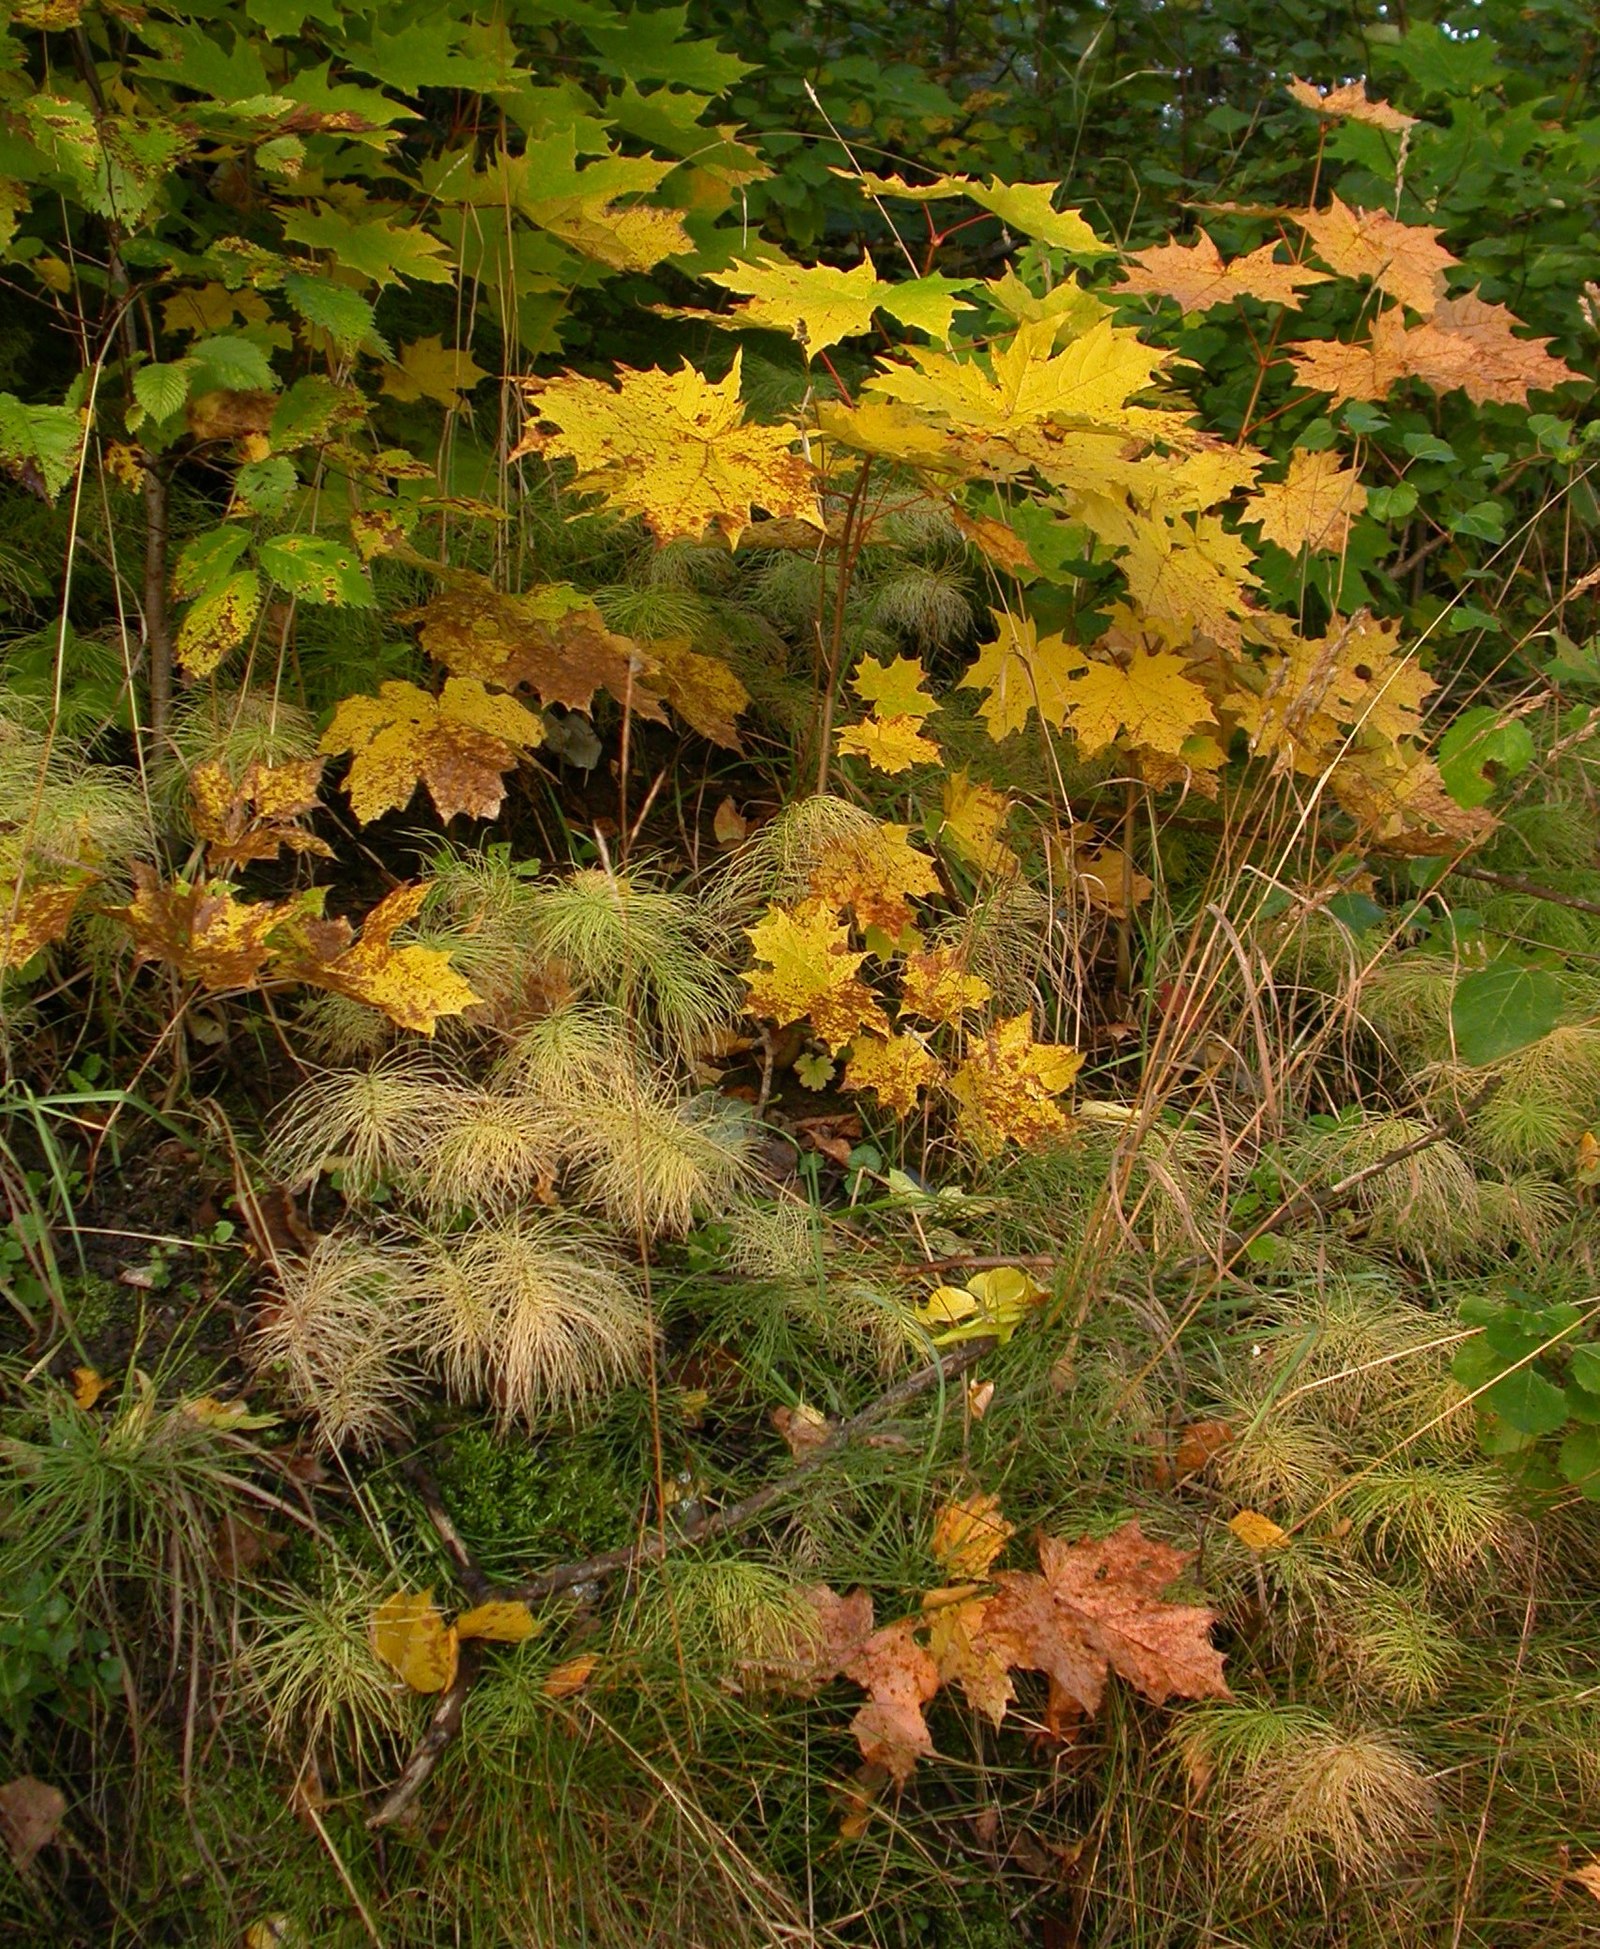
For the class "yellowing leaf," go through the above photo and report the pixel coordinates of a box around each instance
[807,822,941,940]
[1245,448,1368,555]
[1117,517,1259,653]
[931,1492,1014,1579]
[381,336,490,409]
[850,654,938,721]
[188,756,330,869]
[0,875,94,970]
[71,1366,107,1410]
[743,901,888,1051]
[938,771,1019,879]
[899,945,992,1024]
[960,609,1085,741]
[371,1590,459,1693]
[120,867,306,993]
[836,712,941,774]
[1286,76,1416,133]
[456,1601,538,1644]
[538,194,692,273]
[1228,1509,1290,1553]
[702,256,921,355]
[1118,230,1331,313]
[415,578,652,717]
[848,171,1111,258]
[515,351,819,544]
[1062,643,1219,760]
[844,1031,944,1116]
[814,398,965,472]
[176,569,262,679]
[320,677,545,824]
[1296,194,1458,317]
[644,634,750,749]
[275,881,480,1035]
[948,1012,1082,1155]
[542,1652,599,1698]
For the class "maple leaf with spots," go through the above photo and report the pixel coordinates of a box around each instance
[844,1031,944,1116]
[807,823,941,942]
[321,677,546,824]
[0,875,95,971]
[276,882,480,1034]
[1285,77,1416,133]
[1244,448,1368,556]
[947,1012,1082,1154]
[743,901,888,1050]
[414,578,659,719]
[119,867,309,992]
[514,351,819,544]
[900,945,992,1024]
[644,635,751,750]
[1295,195,1458,317]
[188,756,330,869]
[1118,230,1331,313]
[794,1587,941,1785]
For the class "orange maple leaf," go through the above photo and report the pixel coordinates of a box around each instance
[807,823,941,940]
[1285,76,1416,133]
[795,1586,941,1785]
[1295,195,1458,316]
[415,579,659,719]
[1244,448,1368,556]
[843,1031,944,1116]
[1118,230,1331,313]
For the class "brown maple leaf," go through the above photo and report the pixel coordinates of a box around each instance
[188,756,331,869]
[120,866,306,992]
[1119,230,1331,313]
[414,579,661,719]
[275,882,481,1035]
[982,1521,1229,1717]
[320,677,546,824]
[0,875,95,971]
[802,1586,941,1784]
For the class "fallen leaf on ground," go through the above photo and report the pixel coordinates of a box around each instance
[371,1590,459,1693]
[0,1777,66,1870]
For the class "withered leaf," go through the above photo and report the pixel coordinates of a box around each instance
[275,882,480,1035]
[0,1777,66,1871]
[188,756,330,869]
[414,579,662,719]
[320,676,545,824]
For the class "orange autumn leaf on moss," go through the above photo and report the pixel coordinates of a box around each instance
[948,1012,1082,1154]
[1285,76,1416,133]
[844,1031,943,1116]
[807,822,941,940]
[1118,230,1331,313]
[276,882,480,1035]
[1245,448,1368,556]
[794,1586,941,1785]
[743,901,888,1050]
[514,351,819,544]
[321,677,545,825]
[1295,195,1458,317]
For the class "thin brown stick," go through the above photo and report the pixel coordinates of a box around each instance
[1446,861,1600,919]
[367,1340,992,1828]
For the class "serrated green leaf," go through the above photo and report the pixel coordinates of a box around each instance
[1569,1345,1600,1395]
[173,526,250,600]
[235,454,297,514]
[0,393,85,501]
[1437,706,1536,809]
[1483,1364,1569,1438]
[189,334,278,394]
[282,273,377,356]
[258,533,374,606]
[1451,964,1564,1066]
[280,204,455,288]
[132,361,192,426]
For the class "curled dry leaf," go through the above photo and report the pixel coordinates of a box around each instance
[455,1600,538,1644]
[772,1402,834,1458]
[70,1365,107,1410]
[1228,1509,1290,1553]
[931,1492,1015,1580]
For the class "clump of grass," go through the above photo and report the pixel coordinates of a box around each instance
[1465,1022,1600,1172]
[267,1050,459,1199]
[241,1561,421,1781]
[526,866,737,1054]
[0,707,152,887]
[1286,1111,1485,1263]
[1341,1462,1521,1586]
[411,1214,653,1425]
[707,792,880,919]
[555,1084,756,1237]
[1178,1700,1437,1889]
[292,990,395,1063]
[627,1557,820,1672]
[492,1000,643,1099]
[411,1086,554,1217]
[252,1232,422,1451]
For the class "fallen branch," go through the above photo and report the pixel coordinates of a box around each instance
[368,1340,992,1828]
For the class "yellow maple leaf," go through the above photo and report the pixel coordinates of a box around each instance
[808,822,942,940]
[1245,448,1368,556]
[188,755,330,869]
[948,1012,1083,1154]
[1118,230,1331,313]
[931,1492,1015,1579]
[644,635,750,749]
[415,578,651,717]
[1296,194,1458,317]
[381,336,490,409]
[847,171,1110,257]
[900,945,992,1024]
[743,901,888,1051]
[276,882,481,1034]
[537,195,692,273]
[701,255,948,355]
[321,677,545,824]
[455,1600,538,1644]
[1245,609,1433,771]
[814,398,968,472]
[1285,76,1416,133]
[836,712,941,774]
[1117,515,1260,652]
[1330,745,1494,855]
[938,770,1019,878]
[844,1031,944,1116]
[1063,643,1219,759]
[850,654,938,720]
[514,351,819,544]
[371,1590,459,1693]
[960,609,1085,741]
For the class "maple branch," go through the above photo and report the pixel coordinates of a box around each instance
[368,1341,994,1828]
